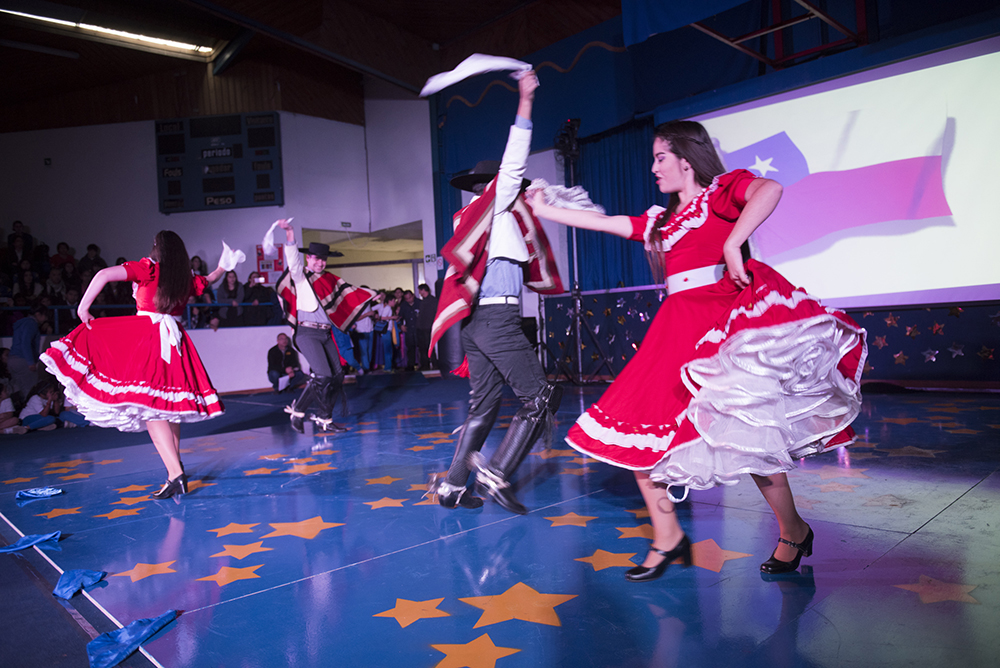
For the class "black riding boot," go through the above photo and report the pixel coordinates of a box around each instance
[286,375,323,433]
[429,403,500,509]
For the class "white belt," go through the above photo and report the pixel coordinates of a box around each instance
[479,296,519,305]
[666,264,725,295]
[137,311,183,363]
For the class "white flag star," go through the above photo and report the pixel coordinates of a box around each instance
[750,155,778,177]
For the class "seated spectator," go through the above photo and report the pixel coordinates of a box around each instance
[62,261,82,293]
[8,220,34,255]
[44,267,67,301]
[50,241,75,271]
[191,255,208,276]
[215,270,244,327]
[3,234,29,277]
[243,271,271,326]
[0,348,12,387]
[0,382,28,434]
[75,243,108,276]
[19,380,87,431]
[267,333,308,392]
[12,269,43,300]
[31,243,50,278]
[60,288,83,334]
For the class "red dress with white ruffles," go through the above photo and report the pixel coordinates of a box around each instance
[41,259,224,432]
[565,170,867,492]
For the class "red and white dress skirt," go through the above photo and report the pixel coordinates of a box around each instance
[41,312,223,432]
[566,259,866,496]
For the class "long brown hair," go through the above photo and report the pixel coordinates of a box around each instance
[647,120,727,283]
[150,230,191,313]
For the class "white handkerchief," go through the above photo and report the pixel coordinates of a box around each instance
[219,241,246,271]
[420,53,532,97]
[262,218,290,257]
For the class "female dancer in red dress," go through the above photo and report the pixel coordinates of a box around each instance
[41,231,227,499]
[531,121,866,581]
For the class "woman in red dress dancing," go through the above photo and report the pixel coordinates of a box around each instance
[41,231,227,499]
[530,121,866,581]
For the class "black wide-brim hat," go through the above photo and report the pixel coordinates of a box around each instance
[300,241,343,259]
[450,160,531,193]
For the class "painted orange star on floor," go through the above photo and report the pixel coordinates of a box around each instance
[946,428,981,435]
[617,524,655,540]
[881,446,946,457]
[45,468,74,475]
[690,539,752,572]
[95,459,123,465]
[286,457,315,464]
[414,495,439,506]
[197,564,264,587]
[798,465,871,480]
[259,454,285,460]
[43,459,89,468]
[431,633,519,668]
[186,479,216,491]
[114,495,152,506]
[3,477,35,485]
[560,467,591,476]
[531,448,578,459]
[286,462,336,475]
[114,484,149,493]
[244,467,278,476]
[880,417,923,425]
[374,597,450,628]
[545,512,597,527]
[95,508,144,519]
[625,507,650,519]
[365,497,407,509]
[409,483,429,491]
[366,475,402,485]
[407,445,436,452]
[260,516,344,539]
[893,575,980,603]
[36,507,82,519]
[460,582,577,628]
[813,482,860,493]
[60,473,94,481]
[794,498,822,510]
[418,431,454,440]
[311,449,338,455]
[210,541,273,560]
[570,457,599,465]
[576,550,638,571]
[113,561,176,582]
[209,522,258,537]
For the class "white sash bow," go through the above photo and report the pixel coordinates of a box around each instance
[137,311,183,363]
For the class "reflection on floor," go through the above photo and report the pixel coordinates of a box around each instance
[1,378,998,668]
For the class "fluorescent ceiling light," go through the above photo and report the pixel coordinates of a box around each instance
[1,8,214,56]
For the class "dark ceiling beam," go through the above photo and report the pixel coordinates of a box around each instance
[690,22,776,67]
[180,0,421,93]
[212,27,252,75]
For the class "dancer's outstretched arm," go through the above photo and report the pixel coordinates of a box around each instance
[205,262,226,284]
[78,265,128,326]
[528,190,634,238]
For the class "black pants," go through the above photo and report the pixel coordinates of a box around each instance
[293,326,344,381]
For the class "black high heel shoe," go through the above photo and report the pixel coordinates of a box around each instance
[625,534,692,583]
[153,472,188,500]
[760,526,813,574]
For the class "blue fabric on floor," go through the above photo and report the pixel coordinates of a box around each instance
[53,569,106,600]
[15,487,64,500]
[0,531,61,553]
[87,610,177,668]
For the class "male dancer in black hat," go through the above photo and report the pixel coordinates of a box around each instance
[426,71,564,514]
[274,220,376,432]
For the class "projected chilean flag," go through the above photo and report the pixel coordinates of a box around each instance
[722,131,953,257]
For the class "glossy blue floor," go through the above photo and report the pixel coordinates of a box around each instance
[1,376,998,668]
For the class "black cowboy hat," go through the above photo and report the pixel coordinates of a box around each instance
[450,160,531,193]
[300,242,343,259]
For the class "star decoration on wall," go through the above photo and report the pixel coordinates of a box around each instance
[862,362,875,374]
[374,598,450,628]
[209,522,258,537]
[884,313,899,327]
[460,582,577,628]
[260,516,344,539]
[977,345,994,361]
[893,351,908,365]
[616,524,655,540]
[905,325,920,339]
[749,155,779,176]
[544,512,598,527]
[893,575,979,603]
[113,561,176,582]
[366,476,403,485]
[430,634,519,668]
[948,307,963,317]
[197,564,264,587]
[930,322,945,335]
[873,336,888,349]
[922,349,939,362]
[575,550,638,571]
[365,497,407,509]
[114,484,149,493]
[36,507,82,519]
[210,542,273,560]
[94,508,144,519]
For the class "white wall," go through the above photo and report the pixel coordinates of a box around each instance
[363,98,438,284]
[0,112,372,281]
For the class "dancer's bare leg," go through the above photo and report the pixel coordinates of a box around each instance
[635,471,685,567]
[752,472,810,561]
[147,420,183,480]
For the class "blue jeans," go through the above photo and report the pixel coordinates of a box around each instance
[377,328,394,369]
[331,327,361,369]
[269,369,308,392]
[356,332,374,371]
